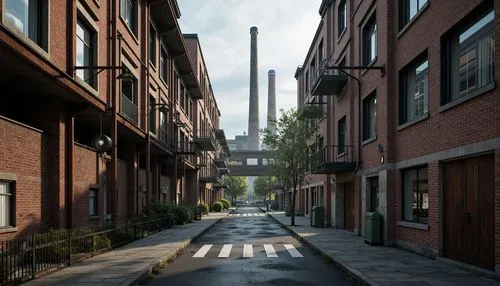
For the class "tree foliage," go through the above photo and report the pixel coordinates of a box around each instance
[223,176,248,203]
[253,176,278,199]
[261,108,317,225]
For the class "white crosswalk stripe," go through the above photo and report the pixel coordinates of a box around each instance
[284,244,303,257]
[218,244,232,258]
[264,244,278,257]
[193,244,213,258]
[229,213,267,217]
[243,244,253,258]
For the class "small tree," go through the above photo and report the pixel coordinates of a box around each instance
[262,108,317,226]
[223,176,248,204]
[254,176,278,209]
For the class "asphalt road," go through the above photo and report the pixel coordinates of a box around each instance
[146,207,352,286]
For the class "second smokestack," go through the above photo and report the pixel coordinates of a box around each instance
[267,69,277,136]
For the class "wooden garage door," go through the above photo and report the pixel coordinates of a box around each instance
[344,183,355,231]
[443,154,494,270]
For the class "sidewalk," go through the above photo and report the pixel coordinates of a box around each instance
[264,210,499,286]
[25,212,228,286]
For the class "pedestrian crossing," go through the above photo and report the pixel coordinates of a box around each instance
[228,213,267,217]
[192,244,304,258]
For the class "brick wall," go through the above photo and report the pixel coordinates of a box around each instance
[0,117,49,240]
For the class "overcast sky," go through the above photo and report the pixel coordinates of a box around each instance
[178,0,322,139]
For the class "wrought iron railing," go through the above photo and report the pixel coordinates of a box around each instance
[0,216,174,284]
[120,94,138,124]
[311,145,355,169]
[195,129,216,141]
[159,126,168,145]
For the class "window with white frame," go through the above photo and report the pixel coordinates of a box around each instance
[0,182,13,227]
[400,58,428,124]
[89,188,98,216]
[443,8,494,104]
[76,19,97,87]
[4,0,48,50]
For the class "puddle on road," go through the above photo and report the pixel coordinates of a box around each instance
[259,263,301,271]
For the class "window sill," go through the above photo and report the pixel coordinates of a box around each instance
[160,77,169,89]
[362,136,377,146]
[361,57,377,76]
[149,61,157,71]
[119,17,139,45]
[337,152,346,158]
[89,216,100,221]
[0,227,17,234]
[398,113,429,131]
[439,82,496,113]
[397,220,429,231]
[337,28,347,44]
[397,2,429,39]
[75,77,99,97]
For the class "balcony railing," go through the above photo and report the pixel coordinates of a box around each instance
[159,126,168,145]
[200,163,223,184]
[214,151,229,169]
[120,94,138,124]
[311,145,356,174]
[175,141,201,156]
[298,103,324,119]
[193,129,217,151]
[311,59,348,96]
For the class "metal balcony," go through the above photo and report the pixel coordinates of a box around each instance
[175,141,201,156]
[298,103,324,119]
[159,127,168,145]
[193,129,217,151]
[311,145,356,174]
[120,94,138,123]
[214,152,229,169]
[200,163,223,184]
[311,60,347,96]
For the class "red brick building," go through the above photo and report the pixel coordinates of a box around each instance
[0,0,229,241]
[296,0,499,272]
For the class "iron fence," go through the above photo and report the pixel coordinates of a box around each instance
[0,216,174,284]
[120,94,138,124]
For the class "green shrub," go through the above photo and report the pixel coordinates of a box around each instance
[173,205,191,225]
[220,199,230,210]
[197,202,209,214]
[212,201,223,212]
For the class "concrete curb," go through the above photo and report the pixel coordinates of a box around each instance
[129,214,227,286]
[262,210,377,286]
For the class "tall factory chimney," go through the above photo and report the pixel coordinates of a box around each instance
[267,69,277,136]
[248,26,260,150]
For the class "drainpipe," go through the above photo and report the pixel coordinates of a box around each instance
[110,0,119,227]
[146,3,151,207]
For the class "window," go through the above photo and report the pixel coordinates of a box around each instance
[4,0,48,50]
[402,166,428,223]
[362,13,377,65]
[443,9,494,104]
[400,58,428,124]
[149,24,156,66]
[0,182,13,227]
[149,96,156,134]
[318,40,324,64]
[89,188,98,217]
[338,0,346,37]
[120,67,138,123]
[120,0,135,32]
[310,57,316,88]
[159,107,168,143]
[305,70,309,93]
[76,19,96,87]
[338,117,346,154]
[362,93,377,141]
[399,0,428,29]
[160,48,168,82]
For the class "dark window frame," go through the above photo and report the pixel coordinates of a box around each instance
[88,188,98,217]
[76,18,97,88]
[4,0,49,50]
[338,116,346,154]
[402,166,428,224]
[399,0,428,30]
[362,12,377,66]
[338,0,347,38]
[120,0,136,34]
[441,5,495,106]
[149,95,156,134]
[362,92,377,141]
[160,47,168,83]
[149,23,156,67]
[399,54,429,125]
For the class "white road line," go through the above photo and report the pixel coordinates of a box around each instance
[193,244,213,258]
[236,214,241,217]
[284,244,303,257]
[244,213,248,217]
[218,244,233,258]
[259,214,266,216]
[243,244,253,258]
[264,244,278,257]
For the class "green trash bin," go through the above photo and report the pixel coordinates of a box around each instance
[285,205,291,217]
[311,206,324,227]
[364,212,382,245]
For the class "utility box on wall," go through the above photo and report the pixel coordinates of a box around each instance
[364,212,382,245]
[311,206,324,227]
